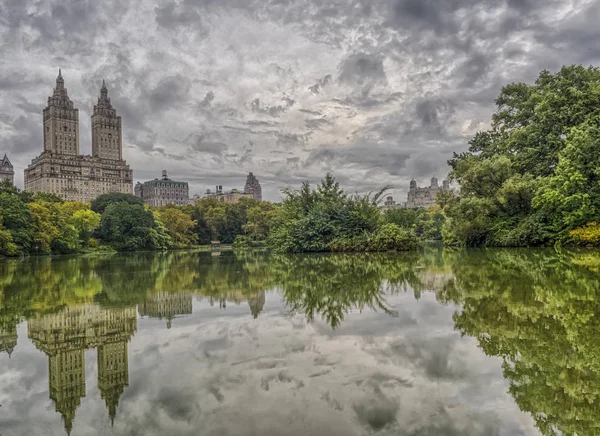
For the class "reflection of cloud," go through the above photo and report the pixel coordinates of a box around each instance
[1,290,539,436]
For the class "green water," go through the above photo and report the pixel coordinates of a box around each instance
[0,248,599,436]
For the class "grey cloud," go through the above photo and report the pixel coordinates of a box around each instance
[308,74,332,94]
[155,1,202,28]
[415,98,456,134]
[148,75,192,109]
[305,144,411,175]
[200,91,215,107]
[338,53,387,92]
[189,134,228,156]
[304,118,330,129]
[250,97,295,117]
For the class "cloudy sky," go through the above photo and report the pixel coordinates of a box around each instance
[1,0,599,201]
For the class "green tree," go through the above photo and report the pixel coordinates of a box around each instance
[91,192,144,214]
[534,118,600,236]
[157,206,198,247]
[243,202,279,241]
[69,209,101,245]
[98,203,173,251]
[269,173,412,253]
[0,181,32,252]
[0,216,18,256]
[445,65,600,246]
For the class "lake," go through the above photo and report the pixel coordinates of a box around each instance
[0,247,599,436]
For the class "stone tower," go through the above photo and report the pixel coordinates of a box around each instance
[244,172,262,202]
[92,80,122,160]
[430,176,439,188]
[43,69,80,156]
[0,154,14,184]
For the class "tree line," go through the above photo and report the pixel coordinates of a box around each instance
[0,182,280,256]
[0,173,441,256]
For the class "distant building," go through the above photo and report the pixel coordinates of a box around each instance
[382,195,396,211]
[406,176,449,208]
[135,170,189,207]
[244,172,262,201]
[0,154,14,184]
[24,71,133,202]
[204,185,253,204]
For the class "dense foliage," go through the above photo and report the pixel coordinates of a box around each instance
[383,206,445,241]
[181,197,279,244]
[445,65,600,247]
[268,173,418,252]
[0,183,281,256]
[0,181,101,255]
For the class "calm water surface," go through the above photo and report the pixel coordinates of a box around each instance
[0,248,599,436]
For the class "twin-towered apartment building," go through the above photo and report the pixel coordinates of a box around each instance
[11,70,262,205]
[24,70,133,202]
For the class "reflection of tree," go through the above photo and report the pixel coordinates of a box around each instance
[442,248,600,436]
[271,252,425,328]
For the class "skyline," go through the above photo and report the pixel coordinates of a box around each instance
[1,1,600,201]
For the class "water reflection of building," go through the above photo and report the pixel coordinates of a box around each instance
[206,291,266,319]
[0,324,18,358]
[28,305,137,435]
[140,291,193,329]
[247,292,266,319]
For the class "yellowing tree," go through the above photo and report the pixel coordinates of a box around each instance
[158,206,198,247]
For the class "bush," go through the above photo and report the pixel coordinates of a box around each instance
[370,224,419,251]
[569,222,600,246]
[91,192,144,214]
[233,234,253,250]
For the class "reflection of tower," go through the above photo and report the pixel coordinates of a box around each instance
[98,341,129,425]
[0,324,17,358]
[247,292,266,319]
[140,291,193,329]
[28,304,137,435]
[49,350,85,435]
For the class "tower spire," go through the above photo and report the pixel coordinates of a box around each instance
[56,68,64,89]
[100,79,108,100]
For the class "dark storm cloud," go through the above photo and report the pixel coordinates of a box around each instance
[0,0,598,198]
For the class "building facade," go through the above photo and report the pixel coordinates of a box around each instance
[203,185,253,203]
[382,195,396,211]
[406,176,450,208]
[134,170,189,207]
[0,154,14,184]
[244,172,262,201]
[24,71,133,202]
